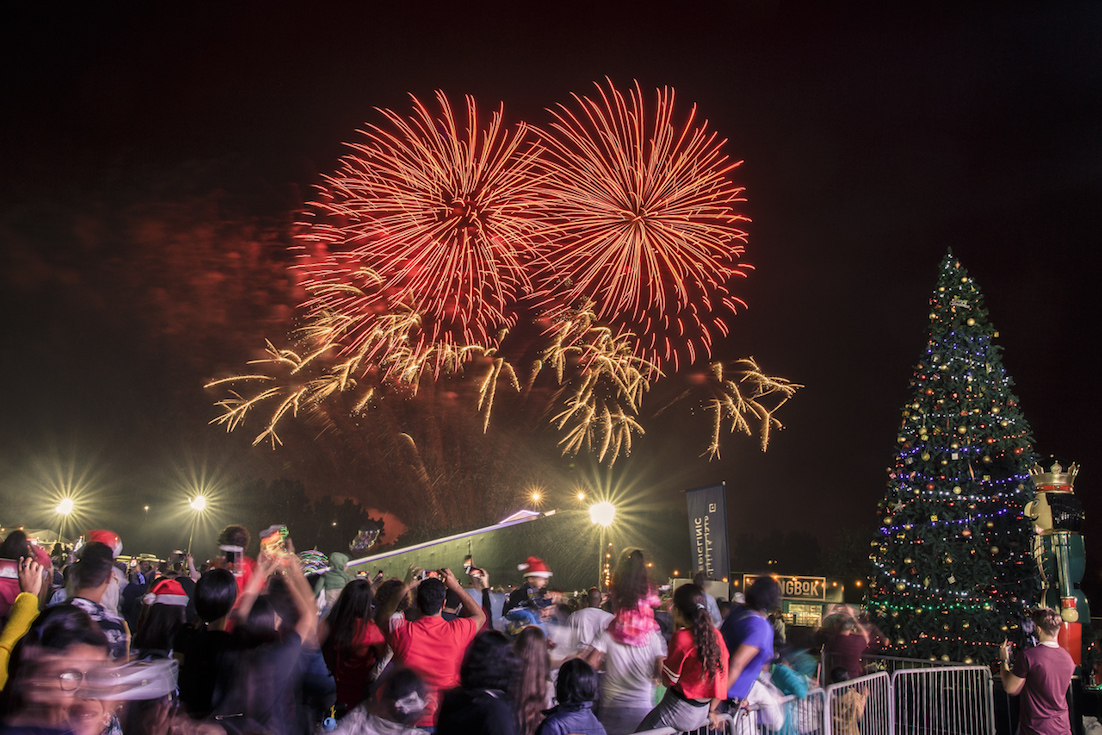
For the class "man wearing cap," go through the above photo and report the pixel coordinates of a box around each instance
[502,556,553,616]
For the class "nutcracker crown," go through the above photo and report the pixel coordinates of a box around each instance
[1030,459,1079,489]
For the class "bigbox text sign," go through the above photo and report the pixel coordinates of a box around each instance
[685,483,729,581]
[743,574,827,601]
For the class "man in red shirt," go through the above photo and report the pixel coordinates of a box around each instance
[1000,607,1076,735]
[387,568,486,728]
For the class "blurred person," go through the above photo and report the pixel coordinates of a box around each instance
[719,576,779,709]
[315,552,356,616]
[535,658,605,735]
[320,578,385,716]
[84,531,126,617]
[0,532,34,624]
[637,583,729,733]
[822,608,881,684]
[266,573,336,734]
[503,557,553,616]
[584,549,666,735]
[130,578,187,660]
[0,556,45,690]
[1,604,115,735]
[1000,607,1076,735]
[331,666,429,735]
[173,568,240,719]
[207,550,320,735]
[514,626,552,735]
[436,630,518,735]
[692,572,722,626]
[367,576,413,683]
[214,524,255,595]
[384,569,486,728]
[66,542,128,660]
[827,667,868,735]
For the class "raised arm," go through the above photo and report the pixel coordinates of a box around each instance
[443,568,486,628]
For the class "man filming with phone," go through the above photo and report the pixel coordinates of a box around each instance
[999,607,1075,735]
[384,566,486,729]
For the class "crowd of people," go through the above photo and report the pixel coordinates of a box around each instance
[0,523,1070,735]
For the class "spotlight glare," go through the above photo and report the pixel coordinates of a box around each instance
[55,498,74,516]
[589,501,616,528]
[190,496,207,512]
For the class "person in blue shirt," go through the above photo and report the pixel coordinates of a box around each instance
[718,576,780,706]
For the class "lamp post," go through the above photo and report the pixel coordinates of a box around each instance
[187,495,207,555]
[589,501,616,590]
[55,498,74,544]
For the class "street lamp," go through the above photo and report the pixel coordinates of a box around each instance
[589,501,616,590]
[187,496,207,554]
[55,498,74,543]
[589,501,615,527]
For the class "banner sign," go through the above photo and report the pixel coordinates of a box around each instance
[685,483,729,580]
[743,574,827,601]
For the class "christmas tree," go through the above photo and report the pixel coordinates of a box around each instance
[868,251,1039,664]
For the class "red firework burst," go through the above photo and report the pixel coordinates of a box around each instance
[533,79,752,372]
[295,91,546,370]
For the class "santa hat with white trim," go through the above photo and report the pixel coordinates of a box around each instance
[143,578,189,607]
[86,530,123,559]
[517,556,552,578]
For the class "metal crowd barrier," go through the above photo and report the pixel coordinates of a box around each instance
[891,666,995,735]
[824,672,891,735]
[634,665,992,734]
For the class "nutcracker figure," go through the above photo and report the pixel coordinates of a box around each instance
[1026,460,1087,664]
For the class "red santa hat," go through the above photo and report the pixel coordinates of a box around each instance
[143,578,189,607]
[86,530,122,558]
[517,556,552,578]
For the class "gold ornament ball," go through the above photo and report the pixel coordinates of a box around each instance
[1062,608,1079,623]
[1001,624,1008,632]
[896,638,905,646]
[953,486,962,495]
[921,452,931,461]
[967,318,976,326]
[991,546,999,554]
[941,654,951,661]
[991,407,1000,414]
[958,426,968,434]
[896,583,906,591]
[930,514,938,521]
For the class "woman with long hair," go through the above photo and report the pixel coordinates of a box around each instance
[131,578,187,659]
[584,548,666,735]
[320,578,386,715]
[436,630,519,735]
[636,583,729,732]
[513,625,552,735]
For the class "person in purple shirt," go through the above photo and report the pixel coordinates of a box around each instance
[1000,607,1076,735]
[716,576,780,715]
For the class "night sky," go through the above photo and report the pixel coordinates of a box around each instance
[2,4,1100,581]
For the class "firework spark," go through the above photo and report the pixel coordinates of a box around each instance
[296,91,547,374]
[533,78,751,373]
[657,358,803,460]
[208,85,795,469]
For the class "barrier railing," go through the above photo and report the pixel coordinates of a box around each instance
[634,665,992,734]
[891,666,994,735]
[824,672,891,735]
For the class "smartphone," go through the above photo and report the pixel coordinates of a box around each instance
[0,559,17,580]
[422,569,442,581]
[260,524,290,559]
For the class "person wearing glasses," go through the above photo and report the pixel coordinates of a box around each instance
[1,604,115,735]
